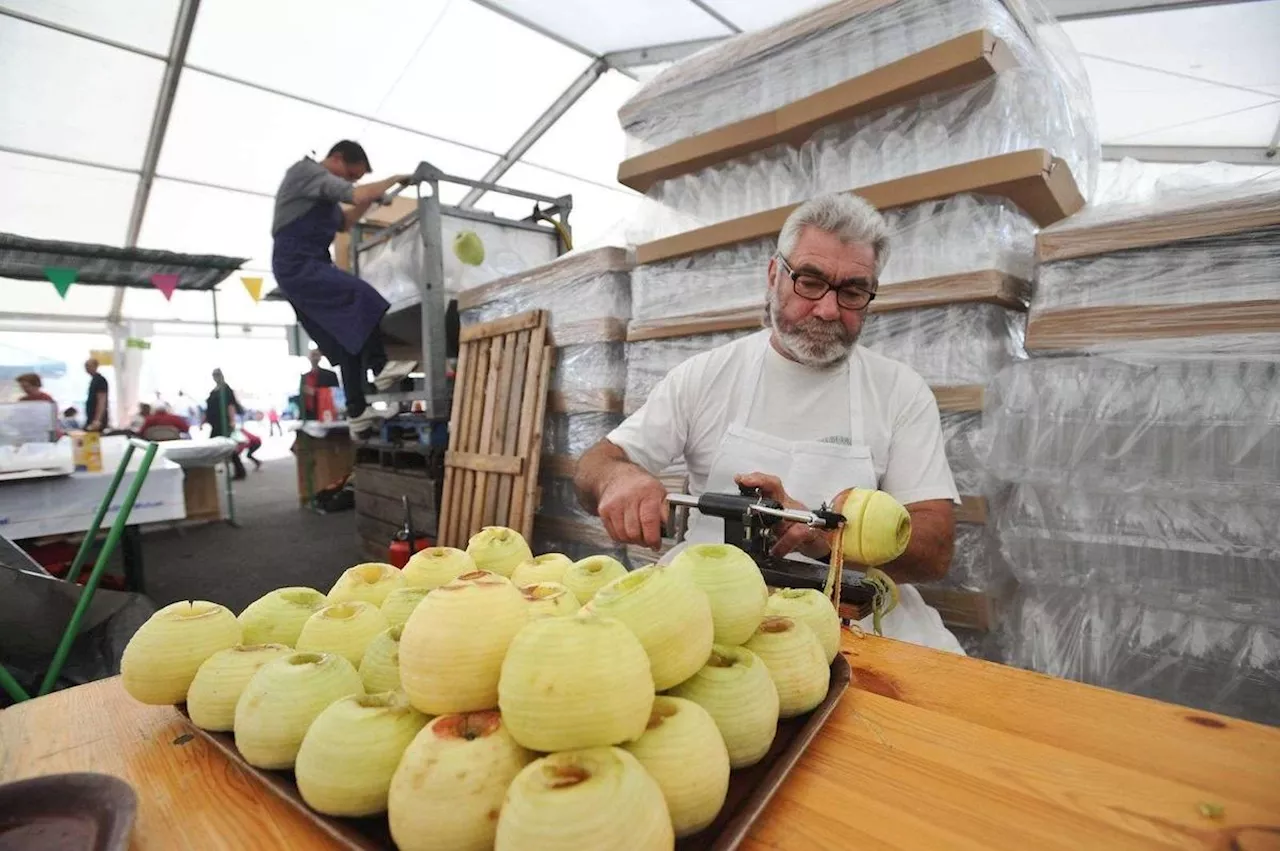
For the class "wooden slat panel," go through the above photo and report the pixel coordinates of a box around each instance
[459,310,544,342]
[498,331,530,525]
[522,346,554,540]
[509,325,548,537]
[488,333,517,526]
[932,385,984,413]
[458,341,490,545]
[445,451,523,475]
[470,336,503,529]
[1026,300,1280,352]
[439,342,471,547]
[546,389,625,415]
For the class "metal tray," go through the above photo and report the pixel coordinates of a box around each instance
[177,654,852,850]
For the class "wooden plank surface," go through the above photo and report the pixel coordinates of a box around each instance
[458,310,543,342]
[1026,300,1280,351]
[5,637,1278,851]
[443,451,523,476]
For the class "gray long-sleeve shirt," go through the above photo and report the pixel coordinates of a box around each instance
[272,158,355,235]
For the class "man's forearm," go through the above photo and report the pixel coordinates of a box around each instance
[573,440,638,515]
[878,501,954,584]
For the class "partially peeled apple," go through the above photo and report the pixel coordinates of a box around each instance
[668,644,779,769]
[765,588,841,663]
[833,488,911,566]
[466,527,532,578]
[743,616,829,718]
[295,691,428,817]
[495,747,673,851]
[562,555,627,605]
[584,565,713,690]
[399,571,528,714]
[453,230,486,266]
[237,587,327,646]
[328,563,405,607]
[121,601,242,705]
[234,651,364,769]
[403,546,474,590]
[622,696,730,837]
[295,601,388,667]
[499,612,653,752]
[389,711,534,851]
[520,582,580,618]
[511,552,572,587]
[186,643,292,731]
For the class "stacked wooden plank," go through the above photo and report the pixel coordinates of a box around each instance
[985,179,1280,724]
[613,0,1098,649]
[456,248,634,560]
[437,311,552,546]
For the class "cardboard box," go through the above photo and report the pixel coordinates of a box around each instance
[635,149,1084,265]
[1036,184,1280,263]
[293,430,356,505]
[71,431,102,473]
[182,466,222,523]
[618,30,1017,193]
[1026,300,1280,352]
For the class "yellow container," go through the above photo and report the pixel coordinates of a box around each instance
[72,430,103,473]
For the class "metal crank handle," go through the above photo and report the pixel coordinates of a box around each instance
[665,493,836,529]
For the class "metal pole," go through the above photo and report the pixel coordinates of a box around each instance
[38,441,159,696]
[64,442,137,585]
[211,289,221,339]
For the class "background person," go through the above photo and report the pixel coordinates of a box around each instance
[83,358,109,431]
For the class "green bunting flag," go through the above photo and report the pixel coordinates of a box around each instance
[43,267,77,298]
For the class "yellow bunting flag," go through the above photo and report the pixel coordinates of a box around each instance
[241,276,263,303]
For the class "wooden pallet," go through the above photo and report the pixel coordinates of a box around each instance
[438,310,552,546]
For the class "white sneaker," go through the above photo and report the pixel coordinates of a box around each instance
[348,408,381,438]
[374,360,417,392]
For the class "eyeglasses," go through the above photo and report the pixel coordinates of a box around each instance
[775,253,877,310]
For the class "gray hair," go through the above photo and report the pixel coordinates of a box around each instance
[776,193,891,275]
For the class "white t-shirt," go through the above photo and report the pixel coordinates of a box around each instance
[609,332,959,507]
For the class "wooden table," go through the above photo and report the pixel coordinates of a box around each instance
[3,634,1278,850]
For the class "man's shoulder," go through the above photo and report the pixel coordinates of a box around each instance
[666,332,760,388]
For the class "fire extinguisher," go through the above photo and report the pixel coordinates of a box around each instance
[388,495,434,568]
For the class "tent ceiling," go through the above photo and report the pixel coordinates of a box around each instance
[1,0,1276,325]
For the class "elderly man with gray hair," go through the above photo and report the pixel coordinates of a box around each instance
[575,193,962,651]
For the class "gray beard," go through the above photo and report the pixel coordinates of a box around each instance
[764,287,858,367]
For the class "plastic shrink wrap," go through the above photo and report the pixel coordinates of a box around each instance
[860,304,1025,387]
[624,330,756,414]
[1007,585,1279,725]
[542,413,623,459]
[984,356,1280,502]
[943,412,987,495]
[630,195,1036,323]
[457,248,632,333]
[358,213,562,306]
[618,0,1094,167]
[548,343,627,413]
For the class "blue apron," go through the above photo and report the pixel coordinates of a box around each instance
[272,201,390,356]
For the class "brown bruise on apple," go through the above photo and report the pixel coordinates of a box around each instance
[445,570,506,589]
[521,583,566,602]
[542,761,591,789]
[433,710,502,741]
[758,616,795,635]
[233,643,289,653]
[646,698,680,730]
[706,649,738,668]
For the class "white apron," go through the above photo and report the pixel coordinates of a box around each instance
[660,332,964,654]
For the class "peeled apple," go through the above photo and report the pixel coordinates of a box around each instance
[295,601,387,667]
[562,555,627,605]
[380,586,430,628]
[453,230,486,266]
[389,711,533,851]
[765,588,841,663]
[358,625,404,694]
[234,651,364,769]
[466,527,532,578]
[400,571,528,714]
[520,582,580,619]
[511,552,572,587]
[237,587,328,646]
[667,544,767,645]
[584,566,713,690]
[295,691,428,817]
[668,644,779,769]
[833,488,911,566]
[744,616,829,718]
[186,644,292,731]
[499,613,653,752]
[496,747,672,851]
[327,562,405,607]
[622,696,729,837]
[121,601,242,705]
[403,546,474,590]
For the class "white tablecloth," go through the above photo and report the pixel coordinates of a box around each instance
[0,457,186,539]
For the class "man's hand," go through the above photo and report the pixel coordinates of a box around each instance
[597,467,668,550]
[734,472,829,560]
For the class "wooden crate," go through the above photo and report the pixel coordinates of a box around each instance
[438,311,552,547]
[352,463,440,562]
[292,431,355,505]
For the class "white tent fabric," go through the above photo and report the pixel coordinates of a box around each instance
[1,0,1277,326]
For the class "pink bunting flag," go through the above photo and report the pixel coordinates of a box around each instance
[151,273,179,300]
